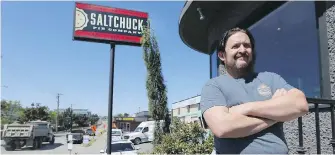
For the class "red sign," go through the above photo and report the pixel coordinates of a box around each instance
[73,2,149,46]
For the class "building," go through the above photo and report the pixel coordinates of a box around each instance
[113,111,152,132]
[112,117,141,132]
[178,1,335,154]
[58,108,91,116]
[172,95,201,124]
[132,111,150,118]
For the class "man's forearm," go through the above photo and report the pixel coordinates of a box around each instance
[239,89,309,122]
[216,113,276,138]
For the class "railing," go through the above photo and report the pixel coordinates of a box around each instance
[297,98,335,154]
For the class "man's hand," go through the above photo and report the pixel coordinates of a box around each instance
[229,88,289,116]
[239,88,308,122]
[272,88,287,99]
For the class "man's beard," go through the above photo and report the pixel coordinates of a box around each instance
[225,61,254,78]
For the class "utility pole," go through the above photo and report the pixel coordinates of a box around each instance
[56,93,62,132]
[70,104,73,132]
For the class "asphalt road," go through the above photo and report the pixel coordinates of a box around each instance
[1,127,153,154]
[1,133,73,154]
[1,123,107,154]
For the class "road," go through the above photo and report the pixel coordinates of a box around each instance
[1,132,76,154]
[1,129,153,154]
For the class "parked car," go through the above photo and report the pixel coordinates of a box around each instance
[85,129,95,136]
[99,140,140,154]
[111,129,123,141]
[66,129,85,144]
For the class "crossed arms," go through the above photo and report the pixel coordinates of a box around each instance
[203,88,309,138]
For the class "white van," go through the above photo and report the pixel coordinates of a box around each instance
[123,121,164,145]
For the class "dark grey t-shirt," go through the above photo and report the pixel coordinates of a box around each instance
[200,72,294,154]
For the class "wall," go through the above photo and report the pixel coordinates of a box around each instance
[283,4,335,154]
[171,96,201,123]
[327,5,335,99]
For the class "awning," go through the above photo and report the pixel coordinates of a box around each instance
[178,1,285,55]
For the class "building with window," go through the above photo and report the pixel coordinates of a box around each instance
[113,111,153,132]
[179,1,335,154]
[58,108,91,116]
[171,95,201,124]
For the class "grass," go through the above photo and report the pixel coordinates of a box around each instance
[81,129,106,147]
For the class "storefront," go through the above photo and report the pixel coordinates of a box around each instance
[113,117,141,132]
[179,1,335,154]
[179,1,334,99]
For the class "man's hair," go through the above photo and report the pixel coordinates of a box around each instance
[216,27,256,65]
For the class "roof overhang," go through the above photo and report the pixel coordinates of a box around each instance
[179,1,286,55]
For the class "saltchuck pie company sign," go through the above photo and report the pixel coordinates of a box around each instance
[73,2,148,46]
[72,3,149,154]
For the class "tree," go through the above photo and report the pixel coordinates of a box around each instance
[1,100,24,125]
[141,21,170,145]
[115,113,123,117]
[153,117,214,154]
[18,103,50,123]
[73,114,90,127]
[48,111,57,124]
[89,114,100,125]
[62,108,73,130]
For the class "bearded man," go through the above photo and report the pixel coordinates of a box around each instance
[200,27,309,154]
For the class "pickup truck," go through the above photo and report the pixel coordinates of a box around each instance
[66,129,85,144]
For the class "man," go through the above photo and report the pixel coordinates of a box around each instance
[200,27,309,154]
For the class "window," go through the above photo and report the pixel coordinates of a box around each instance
[142,127,149,133]
[249,1,321,98]
[134,127,143,132]
[197,103,200,110]
[126,123,130,131]
[120,123,125,130]
[71,130,85,134]
[110,143,134,152]
[111,130,121,136]
[178,108,180,115]
[187,105,191,113]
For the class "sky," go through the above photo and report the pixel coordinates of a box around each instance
[1,1,210,116]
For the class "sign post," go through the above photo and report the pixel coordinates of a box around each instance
[67,134,73,155]
[72,2,148,155]
[107,43,116,154]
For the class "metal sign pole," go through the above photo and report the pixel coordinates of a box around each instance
[107,43,116,155]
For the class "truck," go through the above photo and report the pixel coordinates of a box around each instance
[2,120,55,151]
[66,129,85,144]
[123,120,164,145]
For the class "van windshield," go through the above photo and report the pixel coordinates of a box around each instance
[134,127,142,132]
[112,131,121,136]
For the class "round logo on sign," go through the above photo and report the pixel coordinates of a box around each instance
[75,8,89,31]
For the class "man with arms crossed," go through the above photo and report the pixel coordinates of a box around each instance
[201,27,309,154]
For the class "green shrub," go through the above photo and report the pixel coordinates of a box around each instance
[153,117,214,154]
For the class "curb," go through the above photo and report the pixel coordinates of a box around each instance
[81,129,106,147]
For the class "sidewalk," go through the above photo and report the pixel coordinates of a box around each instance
[76,131,107,154]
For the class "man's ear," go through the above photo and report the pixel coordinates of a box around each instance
[218,51,225,63]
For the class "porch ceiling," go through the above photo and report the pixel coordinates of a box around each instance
[178,1,286,55]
